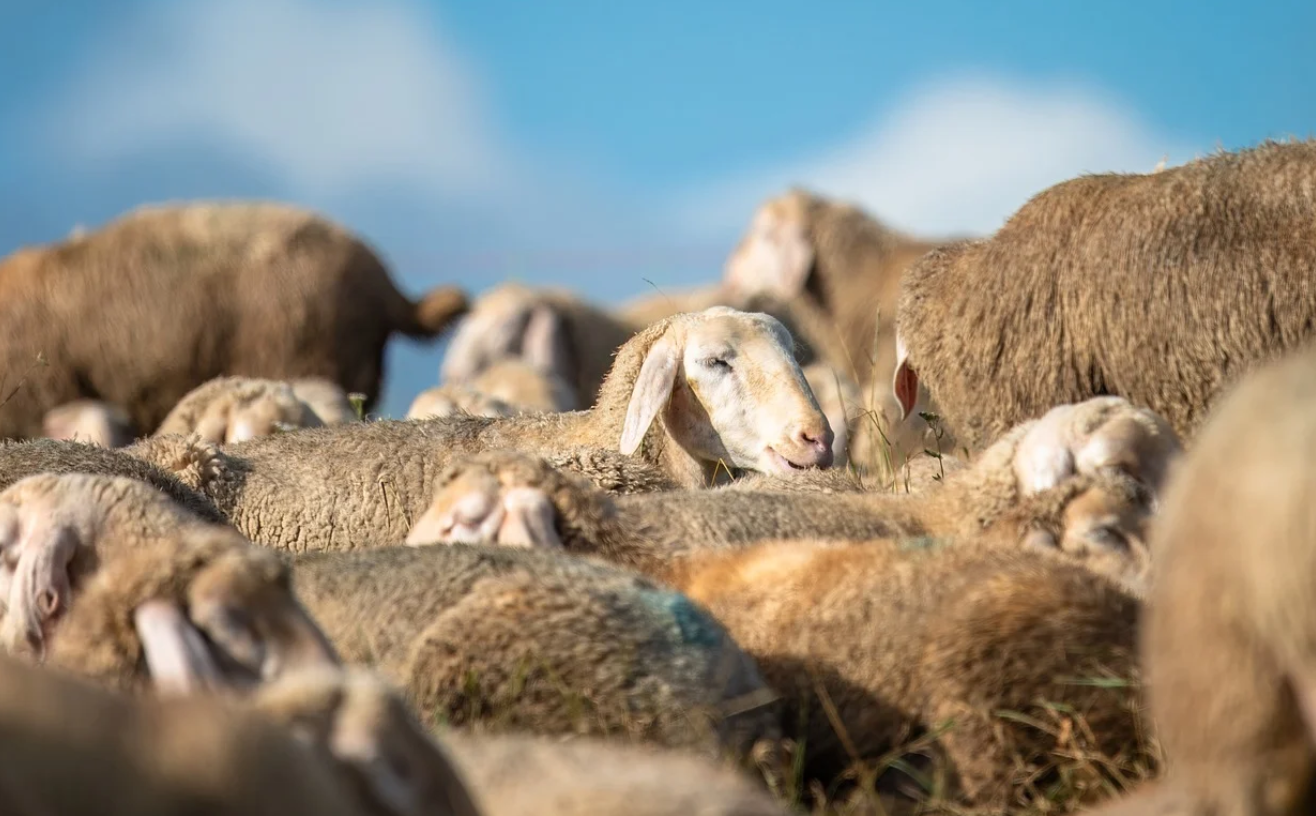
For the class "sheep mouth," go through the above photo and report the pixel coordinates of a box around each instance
[762,447,814,473]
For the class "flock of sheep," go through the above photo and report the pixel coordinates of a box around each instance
[0,137,1313,815]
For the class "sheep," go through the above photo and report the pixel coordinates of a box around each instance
[466,356,580,413]
[290,543,780,759]
[289,377,361,425]
[406,397,1177,595]
[0,473,340,695]
[676,541,1148,810]
[440,281,634,408]
[145,307,834,553]
[0,655,484,816]
[248,667,484,816]
[722,187,948,392]
[156,375,326,443]
[442,280,855,413]
[891,138,1316,453]
[256,665,788,816]
[41,399,135,448]
[0,436,226,523]
[406,384,520,421]
[0,654,368,816]
[441,731,792,816]
[1082,344,1316,815]
[0,200,469,441]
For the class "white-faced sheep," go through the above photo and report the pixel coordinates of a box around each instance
[141,307,835,553]
[0,200,468,441]
[0,473,340,695]
[1082,343,1316,815]
[892,138,1316,453]
[406,397,1178,596]
[290,543,780,759]
[156,376,326,443]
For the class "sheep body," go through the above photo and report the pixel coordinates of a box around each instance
[894,139,1316,451]
[0,200,467,440]
[678,540,1148,809]
[160,308,831,553]
[0,474,340,695]
[0,653,362,816]
[408,398,1172,593]
[1095,344,1316,815]
[0,437,225,522]
[290,543,780,758]
[442,730,790,816]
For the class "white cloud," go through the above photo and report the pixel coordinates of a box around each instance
[674,75,1197,240]
[46,0,519,202]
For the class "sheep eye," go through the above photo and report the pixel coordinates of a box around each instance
[701,357,731,371]
[1086,525,1129,552]
[209,606,260,653]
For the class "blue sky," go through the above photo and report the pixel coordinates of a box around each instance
[2,0,1312,416]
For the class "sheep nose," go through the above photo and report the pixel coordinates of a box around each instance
[790,424,835,469]
[38,588,62,619]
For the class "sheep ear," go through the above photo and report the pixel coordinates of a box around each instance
[522,304,572,380]
[892,334,919,421]
[620,334,680,456]
[2,521,78,656]
[134,599,225,695]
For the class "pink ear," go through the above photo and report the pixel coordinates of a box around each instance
[892,333,920,421]
[134,599,225,695]
[521,304,572,380]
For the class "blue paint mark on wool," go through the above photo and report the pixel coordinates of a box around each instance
[636,588,722,649]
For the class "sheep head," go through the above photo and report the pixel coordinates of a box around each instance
[41,400,135,448]
[0,473,339,694]
[618,307,835,475]
[405,385,519,421]
[160,377,325,444]
[252,667,483,816]
[1010,397,1183,498]
[439,282,574,391]
[722,190,816,302]
[404,450,603,550]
